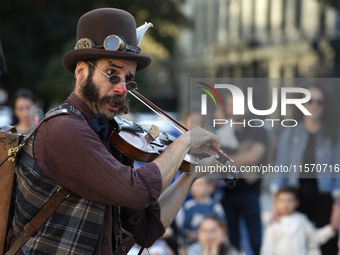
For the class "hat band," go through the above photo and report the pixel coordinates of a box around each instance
[75,35,141,53]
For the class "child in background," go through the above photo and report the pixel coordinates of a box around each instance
[183,177,226,244]
[186,214,238,255]
[261,186,336,255]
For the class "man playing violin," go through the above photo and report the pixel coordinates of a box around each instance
[5,8,222,255]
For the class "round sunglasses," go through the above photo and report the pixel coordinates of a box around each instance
[87,61,137,91]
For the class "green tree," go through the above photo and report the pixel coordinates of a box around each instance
[0,0,187,110]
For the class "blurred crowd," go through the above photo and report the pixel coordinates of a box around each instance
[1,83,340,255]
[130,83,340,255]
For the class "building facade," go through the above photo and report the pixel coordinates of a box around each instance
[172,0,340,112]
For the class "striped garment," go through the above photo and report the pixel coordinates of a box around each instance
[12,107,106,255]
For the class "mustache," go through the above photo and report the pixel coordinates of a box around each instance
[99,94,130,114]
[81,75,130,115]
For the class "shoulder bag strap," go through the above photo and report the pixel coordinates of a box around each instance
[23,108,81,145]
[5,187,70,255]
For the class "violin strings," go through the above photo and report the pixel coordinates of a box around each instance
[128,90,184,134]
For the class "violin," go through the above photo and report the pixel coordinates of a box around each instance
[107,90,239,188]
[108,115,200,170]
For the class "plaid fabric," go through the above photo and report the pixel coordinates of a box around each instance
[12,107,105,255]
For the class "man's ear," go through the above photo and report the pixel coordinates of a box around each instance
[74,61,88,85]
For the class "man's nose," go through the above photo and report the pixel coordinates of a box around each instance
[113,81,127,95]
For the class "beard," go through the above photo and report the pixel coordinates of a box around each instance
[81,75,130,120]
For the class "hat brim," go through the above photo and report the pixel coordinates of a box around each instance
[62,48,152,73]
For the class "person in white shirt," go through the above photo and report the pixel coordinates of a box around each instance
[260,186,336,255]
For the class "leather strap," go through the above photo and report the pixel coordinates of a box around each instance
[5,187,70,255]
[22,109,80,145]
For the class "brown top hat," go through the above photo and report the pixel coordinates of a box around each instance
[62,8,152,73]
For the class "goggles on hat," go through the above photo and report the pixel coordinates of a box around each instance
[75,35,141,53]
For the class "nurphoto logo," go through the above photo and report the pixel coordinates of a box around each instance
[193,79,312,128]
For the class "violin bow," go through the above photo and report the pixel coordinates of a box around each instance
[128,90,238,187]
[127,90,235,165]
